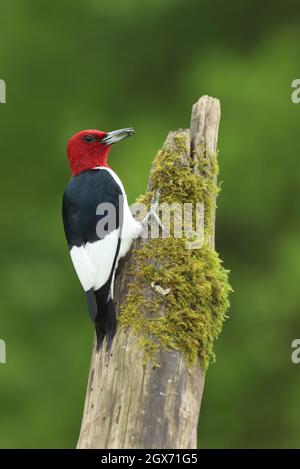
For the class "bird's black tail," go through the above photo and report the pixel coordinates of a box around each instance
[85,286,117,350]
[84,237,120,350]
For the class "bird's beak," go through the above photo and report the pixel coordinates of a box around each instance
[101,127,135,145]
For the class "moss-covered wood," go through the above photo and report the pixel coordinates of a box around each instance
[120,130,231,369]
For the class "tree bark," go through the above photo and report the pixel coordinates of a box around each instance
[77,95,221,449]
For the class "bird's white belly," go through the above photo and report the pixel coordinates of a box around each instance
[119,201,142,259]
[96,166,142,260]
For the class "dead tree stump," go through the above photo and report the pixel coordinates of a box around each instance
[77,95,224,449]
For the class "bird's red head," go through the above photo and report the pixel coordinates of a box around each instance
[67,128,134,176]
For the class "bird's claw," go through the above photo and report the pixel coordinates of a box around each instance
[142,199,168,233]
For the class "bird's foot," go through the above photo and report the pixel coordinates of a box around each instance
[141,192,168,234]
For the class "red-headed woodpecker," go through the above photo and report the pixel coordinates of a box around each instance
[62,128,142,350]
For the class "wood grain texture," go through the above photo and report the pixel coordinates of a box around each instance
[77,95,221,449]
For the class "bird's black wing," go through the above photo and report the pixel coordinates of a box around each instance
[62,168,122,247]
[62,169,123,292]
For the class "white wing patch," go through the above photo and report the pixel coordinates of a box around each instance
[70,228,119,292]
[70,245,95,291]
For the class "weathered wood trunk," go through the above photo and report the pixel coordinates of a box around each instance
[77,95,221,449]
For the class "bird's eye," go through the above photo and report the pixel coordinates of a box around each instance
[84,135,94,143]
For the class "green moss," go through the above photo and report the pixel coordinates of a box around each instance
[120,132,232,369]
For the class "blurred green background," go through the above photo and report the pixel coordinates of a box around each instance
[0,0,300,449]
